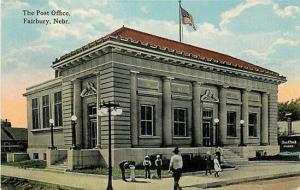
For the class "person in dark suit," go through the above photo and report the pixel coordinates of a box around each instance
[119,160,129,181]
[155,155,162,179]
[205,151,212,175]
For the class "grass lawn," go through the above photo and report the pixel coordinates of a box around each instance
[5,160,47,169]
[72,167,171,178]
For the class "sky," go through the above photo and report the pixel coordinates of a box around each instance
[1,0,300,128]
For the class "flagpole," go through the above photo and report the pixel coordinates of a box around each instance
[179,0,182,42]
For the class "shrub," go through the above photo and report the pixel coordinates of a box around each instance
[249,154,299,161]
[6,160,46,169]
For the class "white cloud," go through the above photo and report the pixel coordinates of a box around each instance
[273,4,300,18]
[241,49,271,61]
[273,38,300,46]
[296,26,300,31]
[2,44,52,66]
[140,6,148,14]
[220,0,271,28]
[1,0,30,15]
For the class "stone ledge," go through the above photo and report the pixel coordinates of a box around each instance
[188,170,300,189]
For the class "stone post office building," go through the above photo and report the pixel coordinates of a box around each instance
[24,27,286,167]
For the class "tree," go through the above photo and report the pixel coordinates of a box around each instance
[278,98,300,121]
[1,119,11,128]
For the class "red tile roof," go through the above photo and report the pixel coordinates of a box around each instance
[55,26,280,76]
[109,27,278,76]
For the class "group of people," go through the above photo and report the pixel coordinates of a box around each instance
[143,155,163,179]
[119,146,223,190]
[205,146,223,178]
[119,155,163,182]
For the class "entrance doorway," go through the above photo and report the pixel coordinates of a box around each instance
[203,109,213,146]
[88,104,97,148]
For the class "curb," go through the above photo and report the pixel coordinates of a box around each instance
[185,171,300,189]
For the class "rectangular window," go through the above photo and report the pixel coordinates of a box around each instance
[227,111,237,137]
[54,92,62,127]
[140,105,154,136]
[33,153,39,160]
[203,110,213,119]
[42,95,50,128]
[173,108,187,137]
[249,113,257,137]
[32,98,39,129]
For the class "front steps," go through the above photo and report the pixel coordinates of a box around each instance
[222,148,249,165]
[46,158,68,172]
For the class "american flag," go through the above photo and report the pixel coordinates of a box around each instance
[180,6,196,30]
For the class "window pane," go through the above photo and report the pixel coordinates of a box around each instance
[179,123,185,136]
[174,110,178,122]
[146,106,152,120]
[146,121,152,135]
[141,106,146,120]
[174,123,178,136]
[178,110,185,121]
[141,121,146,135]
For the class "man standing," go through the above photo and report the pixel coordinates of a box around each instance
[155,155,162,179]
[169,147,183,190]
[119,160,129,181]
[205,151,212,175]
[143,155,152,179]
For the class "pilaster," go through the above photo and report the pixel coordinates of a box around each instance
[192,81,202,146]
[73,79,82,148]
[242,88,250,145]
[130,71,139,147]
[162,76,174,146]
[261,92,269,145]
[96,72,101,148]
[219,85,228,146]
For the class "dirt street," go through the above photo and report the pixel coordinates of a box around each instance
[210,176,300,190]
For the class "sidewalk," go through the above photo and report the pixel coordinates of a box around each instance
[1,162,300,190]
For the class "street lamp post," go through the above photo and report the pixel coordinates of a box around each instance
[48,119,56,149]
[214,118,220,147]
[285,113,292,136]
[98,100,122,190]
[239,120,245,146]
[71,115,78,149]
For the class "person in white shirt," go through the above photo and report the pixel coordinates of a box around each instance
[129,162,136,182]
[169,147,183,190]
[143,155,151,179]
[213,155,222,177]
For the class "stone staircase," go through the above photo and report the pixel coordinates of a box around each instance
[46,157,68,172]
[222,148,248,165]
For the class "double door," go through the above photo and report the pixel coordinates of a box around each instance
[203,110,214,146]
[88,104,97,148]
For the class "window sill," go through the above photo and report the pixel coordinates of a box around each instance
[31,127,63,133]
[249,136,259,139]
[173,136,191,140]
[226,136,239,139]
[139,136,161,139]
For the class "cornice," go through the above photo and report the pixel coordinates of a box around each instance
[52,39,286,85]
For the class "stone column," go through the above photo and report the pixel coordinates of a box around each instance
[130,71,139,147]
[96,72,101,148]
[162,76,173,146]
[192,82,202,146]
[261,92,269,145]
[242,89,249,145]
[73,79,82,147]
[219,85,228,146]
